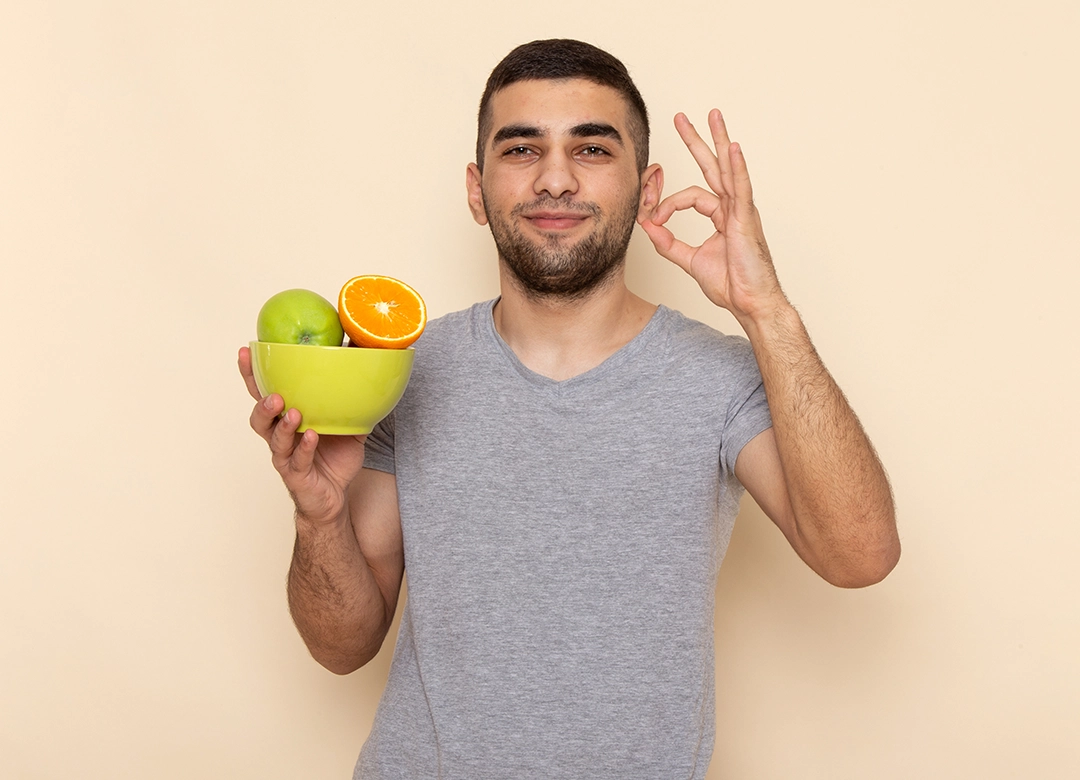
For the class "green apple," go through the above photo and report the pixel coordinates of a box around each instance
[257,289,344,346]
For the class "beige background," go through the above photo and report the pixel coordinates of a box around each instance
[2,1,1078,777]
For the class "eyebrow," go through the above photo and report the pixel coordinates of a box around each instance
[490,122,625,148]
[491,124,544,146]
[569,123,623,145]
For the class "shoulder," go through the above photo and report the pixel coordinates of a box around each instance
[402,300,497,384]
[387,299,500,424]
[418,301,489,338]
[412,300,494,352]
[655,306,758,369]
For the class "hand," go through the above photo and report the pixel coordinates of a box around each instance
[639,109,787,325]
[239,346,367,526]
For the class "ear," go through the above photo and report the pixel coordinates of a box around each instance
[637,163,663,221]
[466,163,488,226]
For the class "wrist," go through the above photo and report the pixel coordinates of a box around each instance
[294,506,351,536]
[736,296,800,343]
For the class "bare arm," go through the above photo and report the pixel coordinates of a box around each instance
[640,110,899,587]
[286,467,403,673]
[240,346,404,672]
[734,308,898,587]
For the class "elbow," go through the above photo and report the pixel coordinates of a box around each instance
[816,498,901,588]
[308,631,388,676]
[321,660,364,676]
[824,538,901,589]
[290,606,395,676]
[314,646,380,676]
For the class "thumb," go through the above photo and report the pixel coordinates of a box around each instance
[638,217,672,252]
[638,218,694,275]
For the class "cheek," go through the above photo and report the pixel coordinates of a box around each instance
[599,181,641,215]
[480,178,522,215]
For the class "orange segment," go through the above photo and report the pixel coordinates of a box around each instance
[338,275,427,349]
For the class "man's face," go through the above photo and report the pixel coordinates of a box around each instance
[468,79,647,300]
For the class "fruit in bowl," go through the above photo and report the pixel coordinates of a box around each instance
[249,341,415,435]
[250,277,425,434]
[339,275,426,349]
[257,289,344,346]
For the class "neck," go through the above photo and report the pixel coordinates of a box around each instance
[493,264,657,381]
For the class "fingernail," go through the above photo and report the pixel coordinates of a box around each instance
[264,395,274,410]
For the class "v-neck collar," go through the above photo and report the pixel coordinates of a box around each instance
[479,298,668,392]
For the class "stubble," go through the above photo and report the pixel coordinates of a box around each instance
[484,191,640,302]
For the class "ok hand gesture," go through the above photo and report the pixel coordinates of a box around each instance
[639,110,787,326]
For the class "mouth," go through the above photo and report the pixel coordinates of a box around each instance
[522,211,592,232]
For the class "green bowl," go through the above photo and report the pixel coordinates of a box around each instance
[250,341,414,435]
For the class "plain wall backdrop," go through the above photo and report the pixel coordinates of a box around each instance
[2,1,1078,777]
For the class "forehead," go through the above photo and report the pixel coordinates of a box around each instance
[486,78,632,141]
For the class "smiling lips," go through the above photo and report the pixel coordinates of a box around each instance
[522,211,591,231]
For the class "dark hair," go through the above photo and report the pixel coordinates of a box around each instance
[476,39,650,174]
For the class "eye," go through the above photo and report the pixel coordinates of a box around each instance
[577,144,610,158]
[503,145,535,158]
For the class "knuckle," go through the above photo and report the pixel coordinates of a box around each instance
[270,435,292,459]
[284,447,309,471]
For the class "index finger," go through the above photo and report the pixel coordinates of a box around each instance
[238,346,262,401]
[674,113,725,196]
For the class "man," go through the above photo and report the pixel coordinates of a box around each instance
[239,39,899,779]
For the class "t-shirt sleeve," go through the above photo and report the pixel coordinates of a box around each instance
[718,347,773,479]
[363,410,396,475]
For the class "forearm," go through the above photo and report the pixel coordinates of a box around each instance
[742,303,900,586]
[287,512,393,674]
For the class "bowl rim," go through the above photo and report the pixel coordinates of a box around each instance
[249,340,415,355]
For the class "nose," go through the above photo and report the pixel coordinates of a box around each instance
[533,150,578,200]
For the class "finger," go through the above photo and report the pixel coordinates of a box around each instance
[268,407,303,469]
[674,113,725,195]
[238,347,261,401]
[708,109,735,199]
[283,428,319,478]
[730,142,756,221]
[639,218,698,275]
[249,393,284,443]
[649,186,724,227]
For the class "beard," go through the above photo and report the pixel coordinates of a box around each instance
[483,189,640,301]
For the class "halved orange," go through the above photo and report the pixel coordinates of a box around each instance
[338,275,427,349]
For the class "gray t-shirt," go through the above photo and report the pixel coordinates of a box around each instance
[357,299,772,779]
